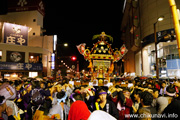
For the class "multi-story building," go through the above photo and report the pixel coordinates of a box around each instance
[121,0,180,77]
[0,0,54,79]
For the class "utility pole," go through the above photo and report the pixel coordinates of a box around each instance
[53,44,57,81]
[154,23,159,79]
[153,16,164,79]
[77,61,80,79]
[168,0,180,58]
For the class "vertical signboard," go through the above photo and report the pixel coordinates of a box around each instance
[51,53,55,69]
[3,22,28,46]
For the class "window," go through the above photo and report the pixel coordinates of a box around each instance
[29,53,42,63]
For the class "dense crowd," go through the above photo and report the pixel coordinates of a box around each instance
[0,77,180,120]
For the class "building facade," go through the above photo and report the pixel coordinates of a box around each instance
[0,0,54,79]
[121,0,180,77]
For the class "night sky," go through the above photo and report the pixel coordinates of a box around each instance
[43,0,125,70]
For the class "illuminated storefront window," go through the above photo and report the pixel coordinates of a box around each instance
[29,53,42,63]
[29,72,38,78]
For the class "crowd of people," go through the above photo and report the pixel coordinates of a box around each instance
[0,77,180,120]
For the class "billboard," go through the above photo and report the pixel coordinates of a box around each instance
[6,51,25,63]
[3,22,28,46]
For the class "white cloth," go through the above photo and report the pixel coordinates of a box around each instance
[6,100,19,117]
[156,96,169,114]
[88,110,116,120]
[48,103,70,120]
[117,101,125,111]
[0,83,16,105]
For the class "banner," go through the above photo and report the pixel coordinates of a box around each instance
[113,44,128,62]
[0,62,43,71]
[6,51,25,63]
[120,44,128,59]
[3,22,28,46]
[76,43,86,55]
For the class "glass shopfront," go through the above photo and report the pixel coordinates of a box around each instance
[137,40,179,77]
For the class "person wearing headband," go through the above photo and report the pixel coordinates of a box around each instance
[156,84,177,114]
[94,87,119,119]
[162,83,180,119]
[69,93,84,107]
[48,91,70,120]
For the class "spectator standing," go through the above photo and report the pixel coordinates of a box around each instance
[138,91,157,120]
[22,83,32,120]
[151,88,159,108]
[68,100,90,120]
[156,84,176,114]
[161,84,179,119]
[132,89,142,113]
[94,87,119,119]
[117,88,133,120]
[48,91,70,120]
[159,81,167,96]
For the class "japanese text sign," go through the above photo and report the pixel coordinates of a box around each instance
[0,62,42,71]
[3,22,28,46]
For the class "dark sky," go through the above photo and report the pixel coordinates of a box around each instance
[43,0,125,70]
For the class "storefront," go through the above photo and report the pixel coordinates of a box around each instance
[0,49,44,79]
[135,28,180,78]
[0,62,42,79]
[0,22,53,79]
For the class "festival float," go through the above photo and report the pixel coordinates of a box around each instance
[77,32,128,86]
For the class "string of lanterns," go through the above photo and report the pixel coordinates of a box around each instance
[60,60,77,73]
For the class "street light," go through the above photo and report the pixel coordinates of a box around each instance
[157,16,164,22]
[64,43,68,47]
[154,16,164,79]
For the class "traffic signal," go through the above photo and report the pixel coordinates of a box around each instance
[71,56,77,61]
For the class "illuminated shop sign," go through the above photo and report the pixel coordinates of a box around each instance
[0,62,42,71]
[51,53,55,69]
[3,22,28,46]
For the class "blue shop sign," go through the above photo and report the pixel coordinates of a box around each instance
[0,62,43,71]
